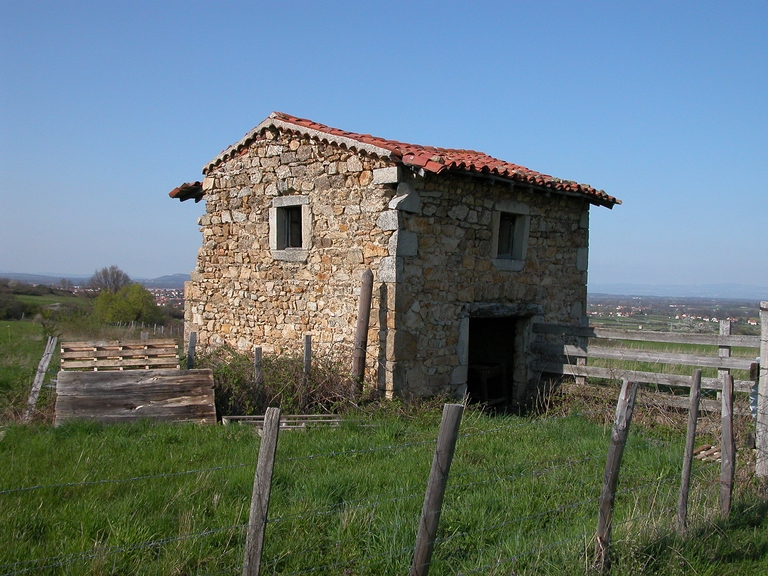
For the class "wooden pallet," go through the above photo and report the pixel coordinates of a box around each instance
[60,339,180,371]
[222,414,342,430]
[55,369,216,425]
[55,338,214,425]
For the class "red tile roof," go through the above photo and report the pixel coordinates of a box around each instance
[169,181,203,202]
[184,112,619,207]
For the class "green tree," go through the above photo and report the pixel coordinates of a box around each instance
[93,283,164,324]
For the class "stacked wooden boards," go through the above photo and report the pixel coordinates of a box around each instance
[60,339,181,371]
[55,339,216,426]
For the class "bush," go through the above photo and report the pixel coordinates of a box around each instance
[93,283,164,325]
[0,294,24,320]
[195,345,357,417]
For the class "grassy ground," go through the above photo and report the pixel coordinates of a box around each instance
[0,403,765,575]
[1,311,766,573]
[0,320,57,422]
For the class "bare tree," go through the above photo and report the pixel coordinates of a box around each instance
[88,265,132,293]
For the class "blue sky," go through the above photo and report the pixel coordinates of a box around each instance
[1,1,766,288]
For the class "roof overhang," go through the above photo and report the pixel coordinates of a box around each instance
[202,113,397,175]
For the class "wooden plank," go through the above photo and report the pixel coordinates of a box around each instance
[61,339,177,350]
[533,343,752,369]
[242,407,280,576]
[60,358,181,370]
[223,414,343,429]
[534,362,753,392]
[411,404,464,576]
[532,324,759,348]
[54,369,215,425]
[594,379,638,573]
[23,336,58,423]
[677,370,701,535]
[60,347,179,359]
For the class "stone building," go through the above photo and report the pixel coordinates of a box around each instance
[170,112,620,405]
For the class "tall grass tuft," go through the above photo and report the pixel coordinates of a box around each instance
[194,345,357,416]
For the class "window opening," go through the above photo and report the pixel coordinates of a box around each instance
[278,206,303,249]
[497,213,516,258]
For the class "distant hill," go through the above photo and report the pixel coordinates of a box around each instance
[589,283,768,301]
[140,274,190,289]
[0,272,190,290]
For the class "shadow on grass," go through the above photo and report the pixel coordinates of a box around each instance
[617,499,768,574]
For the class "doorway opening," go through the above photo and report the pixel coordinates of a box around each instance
[467,317,516,407]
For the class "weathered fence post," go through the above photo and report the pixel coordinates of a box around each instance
[718,320,731,401]
[352,268,374,389]
[187,332,197,370]
[242,407,281,576]
[720,374,735,516]
[757,302,768,478]
[302,334,311,407]
[677,369,701,534]
[254,346,263,388]
[410,403,464,576]
[594,379,639,573]
[23,336,58,423]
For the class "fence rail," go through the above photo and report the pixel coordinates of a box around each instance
[531,322,759,394]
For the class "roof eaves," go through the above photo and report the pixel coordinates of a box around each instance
[169,181,204,203]
[445,168,620,208]
[203,112,398,174]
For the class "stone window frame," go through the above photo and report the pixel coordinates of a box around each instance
[269,196,312,262]
[490,200,531,272]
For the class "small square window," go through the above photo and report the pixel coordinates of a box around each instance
[269,196,312,262]
[278,206,303,249]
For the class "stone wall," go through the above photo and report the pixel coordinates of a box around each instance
[184,128,398,383]
[185,126,591,401]
[385,170,590,399]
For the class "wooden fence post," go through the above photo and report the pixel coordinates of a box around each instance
[23,336,58,423]
[410,403,464,576]
[594,379,639,573]
[187,332,197,370]
[352,268,374,389]
[302,334,311,408]
[720,374,735,516]
[254,346,263,388]
[718,320,731,401]
[242,407,281,576]
[677,369,701,534]
[757,302,768,478]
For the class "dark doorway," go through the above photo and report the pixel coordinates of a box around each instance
[467,317,516,406]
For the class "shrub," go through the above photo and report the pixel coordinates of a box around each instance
[0,294,24,320]
[93,283,164,325]
[195,345,357,417]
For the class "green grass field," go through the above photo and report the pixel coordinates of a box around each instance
[0,320,57,421]
[1,306,767,574]
[0,407,765,575]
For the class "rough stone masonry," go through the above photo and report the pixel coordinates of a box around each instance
[171,112,620,404]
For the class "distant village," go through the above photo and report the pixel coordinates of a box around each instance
[588,294,761,333]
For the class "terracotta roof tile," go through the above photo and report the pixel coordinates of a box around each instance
[169,181,203,202]
[193,112,620,208]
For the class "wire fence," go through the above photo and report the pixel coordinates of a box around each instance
[0,400,743,575]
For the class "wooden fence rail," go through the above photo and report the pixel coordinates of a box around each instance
[531,323,759,394]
